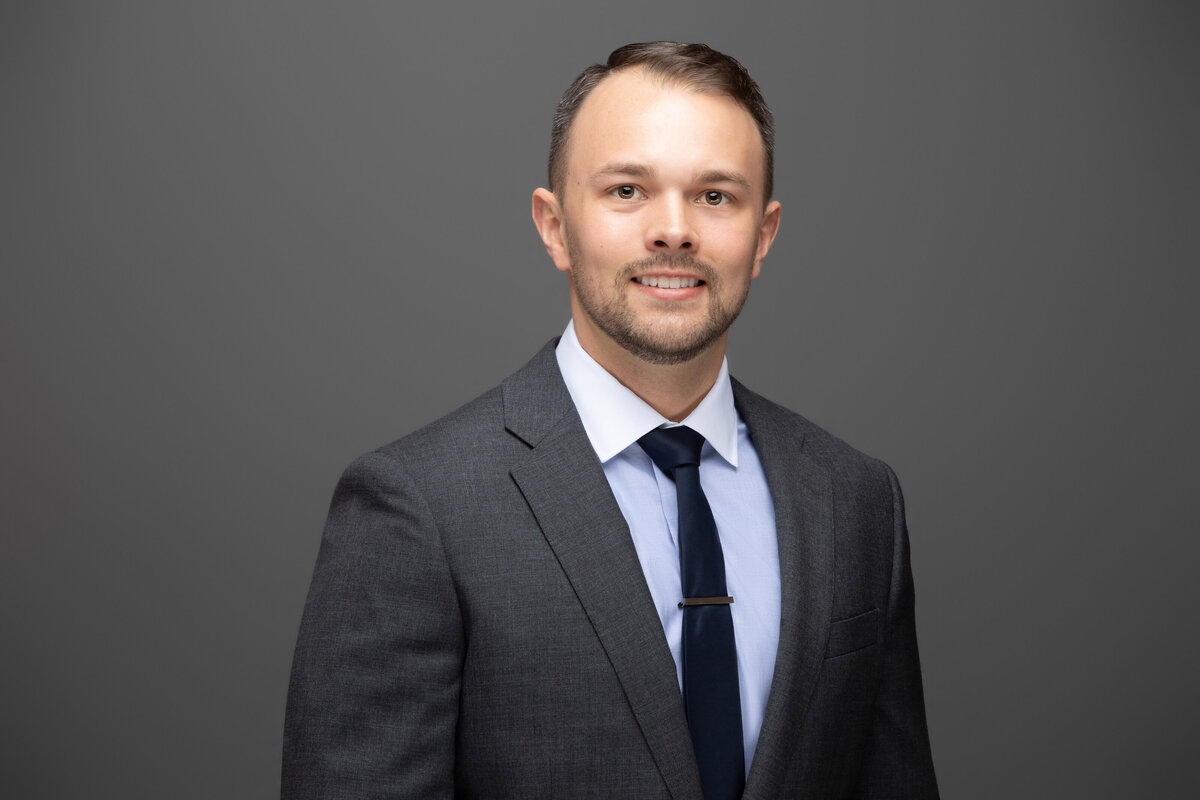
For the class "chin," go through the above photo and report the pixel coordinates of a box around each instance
[615,326,727,366]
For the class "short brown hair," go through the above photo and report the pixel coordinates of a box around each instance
[548,41,775,202]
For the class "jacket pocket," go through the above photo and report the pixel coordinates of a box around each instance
[825,607,881,659]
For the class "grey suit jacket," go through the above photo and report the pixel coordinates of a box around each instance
[282,340,939,798]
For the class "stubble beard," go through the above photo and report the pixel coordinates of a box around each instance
[566,236,752,366]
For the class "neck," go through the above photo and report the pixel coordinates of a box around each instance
[572,322,727,423]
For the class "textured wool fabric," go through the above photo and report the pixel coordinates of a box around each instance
[283,339,939,799]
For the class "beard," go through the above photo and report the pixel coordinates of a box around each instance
[566,235,752,366]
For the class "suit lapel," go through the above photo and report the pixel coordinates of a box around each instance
[503,343,703,800]
[733,382,835,798]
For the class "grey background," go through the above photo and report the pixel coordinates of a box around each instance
[3,1,1197,798]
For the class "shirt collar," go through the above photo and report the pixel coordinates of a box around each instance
[555,320,740,467]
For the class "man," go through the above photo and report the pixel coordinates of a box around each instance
[283,42,939,799]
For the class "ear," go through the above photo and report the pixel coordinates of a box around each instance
[750,200,782,279]
[532,188,571,272]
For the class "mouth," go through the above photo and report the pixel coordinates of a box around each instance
[633,275,704,289]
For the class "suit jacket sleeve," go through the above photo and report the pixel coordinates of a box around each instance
[282,450,462,799]
[852,461,940,798]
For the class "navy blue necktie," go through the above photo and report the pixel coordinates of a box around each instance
[638,426,745,800]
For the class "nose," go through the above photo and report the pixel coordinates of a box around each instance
[645,194,695,252]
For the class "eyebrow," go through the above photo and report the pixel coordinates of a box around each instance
[590,162,653,182]
[696,170,754,194]
[589,163,754,194]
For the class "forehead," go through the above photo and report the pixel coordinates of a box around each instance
[565,69,765,190]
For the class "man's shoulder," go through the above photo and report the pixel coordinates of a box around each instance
[732,377,894,484]
[352,339,566,477]
[382,382,507,458]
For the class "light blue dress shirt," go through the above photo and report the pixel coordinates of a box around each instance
[555,321,781,775]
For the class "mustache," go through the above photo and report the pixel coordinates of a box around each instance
[617,253,718,283]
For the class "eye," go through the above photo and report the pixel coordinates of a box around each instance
[612,185,642,200]
[702,190,729,206]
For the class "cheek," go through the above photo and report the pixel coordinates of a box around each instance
[597,210,643,242]
[708,220,764,263]
[576,217,638,260]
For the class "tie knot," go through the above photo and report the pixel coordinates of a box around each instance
[637,426,705,478]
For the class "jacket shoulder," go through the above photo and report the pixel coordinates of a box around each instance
[364,383,508,474]
[732,378,895,489]
[345,337,566,484]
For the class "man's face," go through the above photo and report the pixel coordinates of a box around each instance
[534,68,781,367]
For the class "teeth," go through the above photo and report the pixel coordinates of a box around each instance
[636,276,699,288]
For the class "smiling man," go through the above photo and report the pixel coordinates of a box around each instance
[284,42,939,799]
